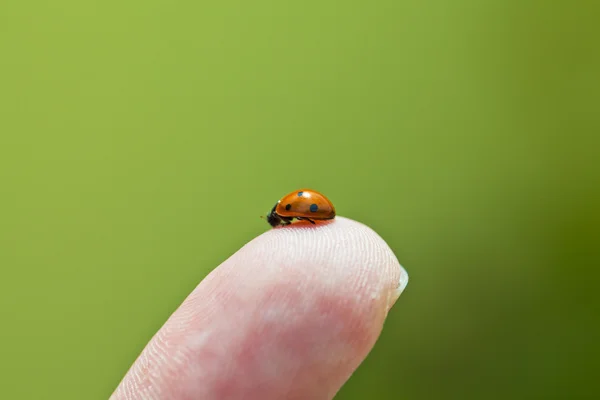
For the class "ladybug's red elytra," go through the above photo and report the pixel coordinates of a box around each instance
[266,189,336,227]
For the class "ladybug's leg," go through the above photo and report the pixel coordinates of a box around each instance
[298,217,316,224]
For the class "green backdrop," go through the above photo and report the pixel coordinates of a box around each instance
[1,1,598,399]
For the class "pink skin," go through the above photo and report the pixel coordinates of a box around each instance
[111,216,409,400]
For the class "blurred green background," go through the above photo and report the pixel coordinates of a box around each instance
[1,0,598,399]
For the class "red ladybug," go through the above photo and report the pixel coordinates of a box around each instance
[266,189,336,227]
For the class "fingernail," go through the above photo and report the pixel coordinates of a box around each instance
[388,264,409,309]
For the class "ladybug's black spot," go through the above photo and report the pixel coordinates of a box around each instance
[297,191,304,197]
[310,204,318,212]
[285,204,292,211]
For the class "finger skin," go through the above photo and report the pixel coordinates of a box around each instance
[111,216,408,400]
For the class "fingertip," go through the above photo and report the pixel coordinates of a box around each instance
[253,214,407,317]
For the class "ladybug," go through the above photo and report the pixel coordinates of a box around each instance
[266,189,336,227]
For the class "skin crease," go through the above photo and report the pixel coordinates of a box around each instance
[111,216,409,400]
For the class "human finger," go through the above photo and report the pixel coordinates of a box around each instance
[111,216,408,400]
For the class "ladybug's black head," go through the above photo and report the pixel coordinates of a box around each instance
[266,204,282,227]
[265,203,293,228]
